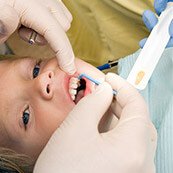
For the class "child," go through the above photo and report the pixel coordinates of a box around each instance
[0,46,172,173]
[0,55,112,172]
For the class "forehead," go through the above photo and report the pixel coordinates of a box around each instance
[0,57,38,149]
[0,60,15,146]
[0,57,36,82]
[0,59,21,95]
[0,58,32,134]
[0,59,16,104]
[0,57,26,79]
[0,59,12,73]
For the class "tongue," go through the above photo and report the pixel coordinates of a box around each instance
[75,90,84,104]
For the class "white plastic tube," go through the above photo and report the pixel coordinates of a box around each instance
[127,2,173,90]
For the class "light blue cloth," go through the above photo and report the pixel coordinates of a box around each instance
[118,48,173,173]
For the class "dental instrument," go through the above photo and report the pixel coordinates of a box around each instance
[127,2,173,90]
[29,31,37,44]
[97,60,118,71]
[78,73,117,96]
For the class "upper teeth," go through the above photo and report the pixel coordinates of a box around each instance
[69,77,80,101]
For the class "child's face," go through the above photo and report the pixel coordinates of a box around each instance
[0,57,104,159]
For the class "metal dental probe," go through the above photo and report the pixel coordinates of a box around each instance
[29,31,37,44]
[97,60,118,71]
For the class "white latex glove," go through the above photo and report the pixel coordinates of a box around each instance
[0,0,76,74]
[34,73,157,173]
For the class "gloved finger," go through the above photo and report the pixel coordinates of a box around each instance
[105,73,149,121]
[58,0,73,22]
[18,2,76,74]
[18,27,47,45]
[142,10,158,31]
[47,0,72,31]
[139,37,147,48]
[110,100,122,119]
[106,114,157,161]
[0,4,19,44]
[105,73,156,148]
[169,19,173,36]
[154,0,168,15]
[34,83,113,173]
[63,82,113,134]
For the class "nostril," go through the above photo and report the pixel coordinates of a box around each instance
[48,72,53,79]
[46,85,50,94]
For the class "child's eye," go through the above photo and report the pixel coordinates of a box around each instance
[22,108,30,129]
[33,60,41,78]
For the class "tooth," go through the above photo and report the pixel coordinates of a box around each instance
[70,77,79,83]
[71,95,75,101]
[69,88,77,95]
[70,83,78,89]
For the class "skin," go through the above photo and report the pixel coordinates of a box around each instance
[0,57,105,160]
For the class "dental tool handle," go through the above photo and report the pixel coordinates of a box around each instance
[127,2,173,90]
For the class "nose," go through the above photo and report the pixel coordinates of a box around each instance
[34,70,54,100]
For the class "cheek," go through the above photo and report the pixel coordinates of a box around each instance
[25,104,73,159]
[34,101,73,137]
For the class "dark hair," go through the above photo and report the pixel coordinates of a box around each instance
[0,147,35,173]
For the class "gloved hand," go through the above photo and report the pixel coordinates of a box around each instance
[0,0,76,74]
[34,73,157,173]
[140,0,173,48]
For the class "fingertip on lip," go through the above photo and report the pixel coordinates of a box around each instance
[68,71,79,78]
[59,64,76,75]
[67,66,77,75]
[74,72,80,78]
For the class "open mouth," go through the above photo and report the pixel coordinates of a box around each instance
[69,77,87,104]
[75,78,86,104]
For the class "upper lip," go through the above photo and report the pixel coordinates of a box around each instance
[51,71,74,103]
[63,73,80,103]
